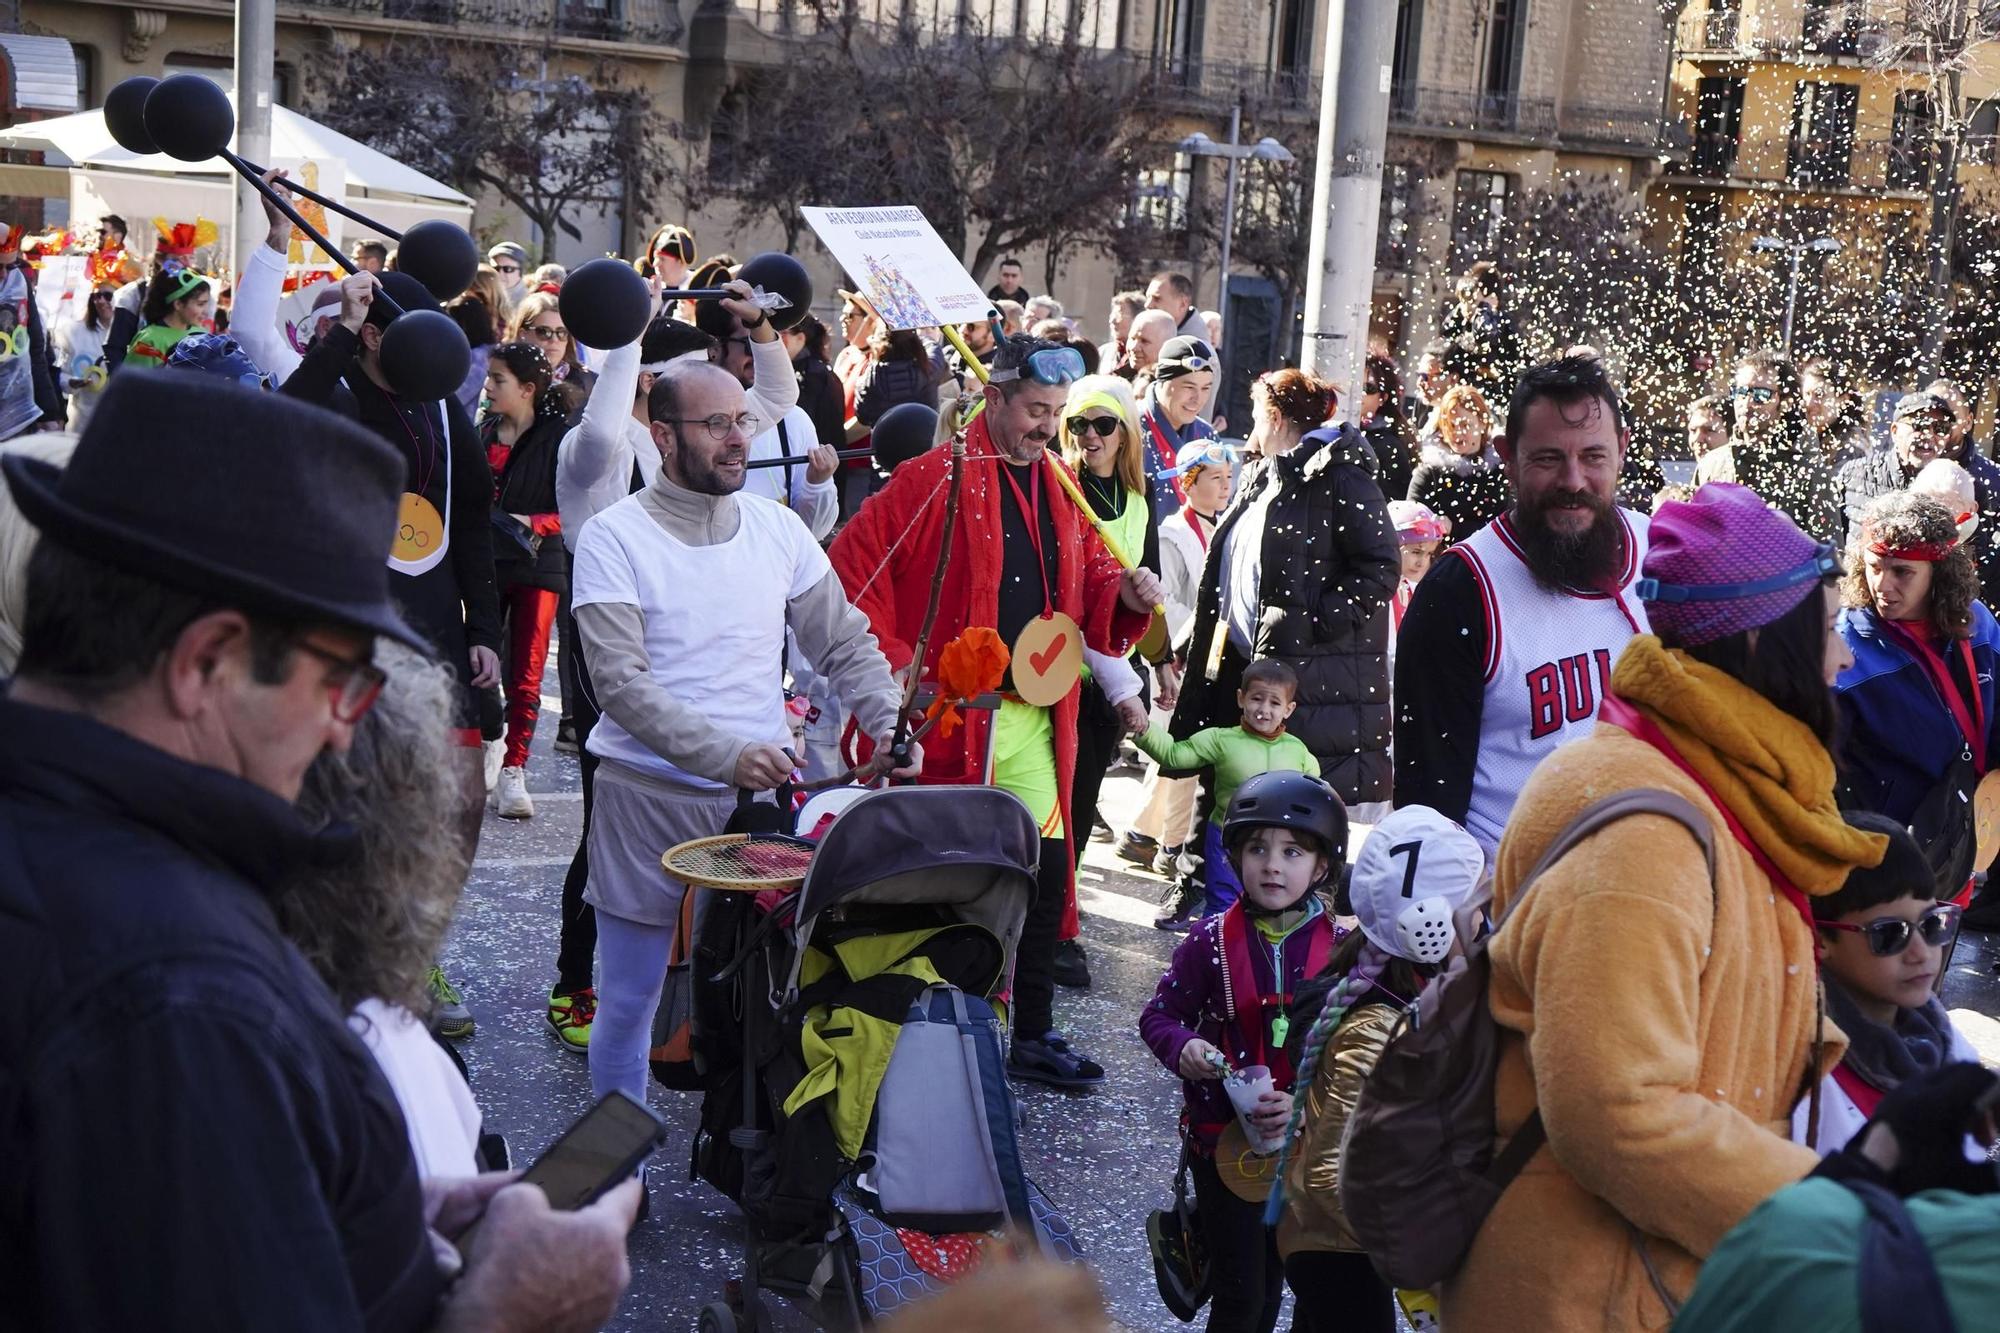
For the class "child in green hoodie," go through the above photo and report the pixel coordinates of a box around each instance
[1134,658,1320,916]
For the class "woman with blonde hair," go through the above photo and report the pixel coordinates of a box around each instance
[507,290,594,418]
[1409,381,1509,541]
[461,266,508,344]
[1058,375,1158,980]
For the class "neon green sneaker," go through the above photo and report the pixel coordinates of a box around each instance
[546,986,596,1053]
[428,965,474,1039]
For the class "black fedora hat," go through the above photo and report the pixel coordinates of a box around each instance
[2,373,428,652]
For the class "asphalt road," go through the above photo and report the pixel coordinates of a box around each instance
[440,666,2000,1333]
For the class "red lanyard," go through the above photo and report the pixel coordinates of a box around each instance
[1184,507,1211,551]
[1884,620,1986,776]
[1598,694,1820,951]
[375,382,438,495]
[998,458,1054,616]
[1143,410,1179,478]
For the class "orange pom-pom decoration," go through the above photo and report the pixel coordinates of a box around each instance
[924,626,1009,740]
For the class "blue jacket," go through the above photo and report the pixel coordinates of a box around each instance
[1834,603,2000,823]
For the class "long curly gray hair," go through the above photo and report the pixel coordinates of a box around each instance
[276,643,473,1015]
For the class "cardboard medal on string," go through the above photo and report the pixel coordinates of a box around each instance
[392,492,445,565]
[1011,611,1082,707]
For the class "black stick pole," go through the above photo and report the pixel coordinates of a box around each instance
[741,446,873,471]
[224,149,407,242]
[229,158,405,320]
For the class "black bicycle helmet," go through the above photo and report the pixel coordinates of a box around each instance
[1221,771,1349,868]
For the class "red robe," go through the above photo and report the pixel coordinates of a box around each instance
[829,414,1150,926]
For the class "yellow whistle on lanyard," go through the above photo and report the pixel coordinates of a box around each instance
[941,322,1173,660]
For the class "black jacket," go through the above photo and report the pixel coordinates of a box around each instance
[1408,449,1512,541]
[794,350,845,446]
[0,697,442,1331]
[853,355,938,426]
[1837,443,2000,605]
[282,324,502,684]
[1171,424,1400,803]
[1362,414,1417,508]
[482,410,571,593]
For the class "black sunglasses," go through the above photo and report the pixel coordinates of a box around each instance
[1066,415,1120,438]
[1821,903,1961,956]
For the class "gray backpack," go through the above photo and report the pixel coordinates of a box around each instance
[1337,789,1715,1292]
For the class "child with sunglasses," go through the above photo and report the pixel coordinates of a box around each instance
[1795,809,1980,1153]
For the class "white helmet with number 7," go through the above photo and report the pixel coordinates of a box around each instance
[1348,806,1486,965]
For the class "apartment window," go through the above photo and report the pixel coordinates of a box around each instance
[1451,169,1511,262]
[1483,0,1527,100]
[1968,99,2000,166]
[1391,0,1423,102]
[1888,90,1935,190]
[1277,0,1315,77]
[1692,76,1745,178]
[1788,80,1857,186]
[1132,163,1191,233]
[1157,0,1206,79]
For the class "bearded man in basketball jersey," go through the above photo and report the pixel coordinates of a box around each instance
[1393,357,1651,853]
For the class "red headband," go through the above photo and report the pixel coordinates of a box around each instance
[1863,525,1959,561]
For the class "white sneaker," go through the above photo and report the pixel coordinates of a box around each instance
[483,739,505,792]
[496,765,535,819]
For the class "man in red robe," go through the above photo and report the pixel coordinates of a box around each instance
[830,334,1159,1088]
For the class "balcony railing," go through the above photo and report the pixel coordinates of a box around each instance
[307,0,684,45]
[1391,84,1559,138]
[1561,102,1667,148]
[1124,56,1322,111]
[1676,5,1904,60]
[1668,131,1935,191]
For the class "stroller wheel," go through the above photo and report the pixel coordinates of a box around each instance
[697,1302,740,1333]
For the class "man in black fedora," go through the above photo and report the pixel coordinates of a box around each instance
[0,373,638,1332]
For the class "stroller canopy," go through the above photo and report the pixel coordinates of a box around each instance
[790,785,1039,984]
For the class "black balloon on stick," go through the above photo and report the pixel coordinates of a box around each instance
[98,75,471,401]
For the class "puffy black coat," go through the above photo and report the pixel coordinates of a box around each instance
[1170,424,1400,804]
[1836,443,2000,605]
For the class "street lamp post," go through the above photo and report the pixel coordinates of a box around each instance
[1751,235,1842,355]
[1179,119,1292,409]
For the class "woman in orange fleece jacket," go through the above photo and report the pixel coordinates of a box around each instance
[1444,484,1890,1332]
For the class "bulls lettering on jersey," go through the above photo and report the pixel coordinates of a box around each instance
[1526,648,1616,740]
[1451,509,1652,851]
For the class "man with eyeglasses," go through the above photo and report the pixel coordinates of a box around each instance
[694,289,837,537]
[1137,335,1219,516]
[1696,349,1837,542]
[0,373,642,1333]
[829,334,1161,1090]
[543,277,806,1052]
[569,357,911,1116]
[488,241,528,316]
[1837,390,2000,602]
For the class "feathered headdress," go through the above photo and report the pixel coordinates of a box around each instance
[153,217,219,275]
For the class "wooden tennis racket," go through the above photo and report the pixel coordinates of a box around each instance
[660,832,818,893]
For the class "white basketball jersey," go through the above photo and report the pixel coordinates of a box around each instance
[1451,509,1652,852]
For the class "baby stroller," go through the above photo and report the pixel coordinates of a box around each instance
[677,785,1086,1332]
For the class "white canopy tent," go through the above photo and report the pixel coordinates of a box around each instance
[0,99,474,265]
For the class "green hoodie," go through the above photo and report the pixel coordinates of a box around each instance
[1133,722,1320,826]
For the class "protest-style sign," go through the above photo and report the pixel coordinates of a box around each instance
[801,206,990,331]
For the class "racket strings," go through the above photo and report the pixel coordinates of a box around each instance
[663,835,817,889]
